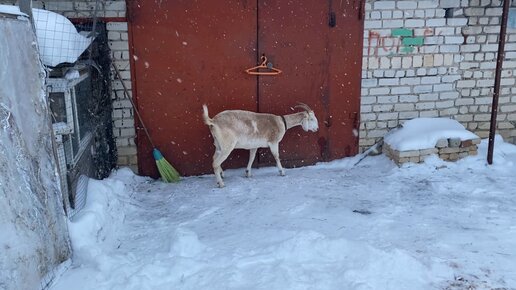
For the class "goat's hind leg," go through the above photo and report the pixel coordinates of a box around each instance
[269,143,285,176]
[212,148,233,188]
[246,148,258,177]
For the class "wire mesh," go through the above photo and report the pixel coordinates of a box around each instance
[46,21,116,218]
[32,8,93,66]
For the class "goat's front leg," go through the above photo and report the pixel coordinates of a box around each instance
[269,143,285,176]
[246,148,258,177]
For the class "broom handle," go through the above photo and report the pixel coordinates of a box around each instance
[111,63,155,149]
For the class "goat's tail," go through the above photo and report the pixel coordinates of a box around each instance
[202,104,214,126]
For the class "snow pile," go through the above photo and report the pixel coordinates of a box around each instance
[51,137,516,290]
[67,172,128,266]
[169,228,207,258]
[385,118,479,151]
[477,134,516,166]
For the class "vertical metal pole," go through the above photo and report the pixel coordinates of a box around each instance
[19,0,36,32]
[487,0,511,164]
[18,0,32,16]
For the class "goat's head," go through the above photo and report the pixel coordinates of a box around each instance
[295,103,319,132]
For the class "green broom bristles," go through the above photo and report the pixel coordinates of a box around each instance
[153,149,180,183]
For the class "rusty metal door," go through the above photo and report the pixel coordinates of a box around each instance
[257,1,363,167]
[128,0,364,177]
[128,1,258,177]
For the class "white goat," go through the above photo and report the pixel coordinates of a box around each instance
[202,103,319,187]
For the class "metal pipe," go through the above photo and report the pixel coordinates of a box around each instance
[18,0,32,17]
[487,0,511,165]
[18,0,36,31]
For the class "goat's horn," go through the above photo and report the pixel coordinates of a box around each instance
[294,102,312,112]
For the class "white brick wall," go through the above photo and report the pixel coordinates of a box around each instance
[106,21,138,172]
[360,0,516,151]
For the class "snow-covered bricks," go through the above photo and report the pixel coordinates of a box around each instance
[383,118,481,164]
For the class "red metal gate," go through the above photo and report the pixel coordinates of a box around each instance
[127,0,364,177]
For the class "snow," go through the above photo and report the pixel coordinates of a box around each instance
[32,8,93,67]
[64,69,80,80]
[0,4,27,16]
[0,5,93,67]
[385,118,479,151]
[51,137,516,290]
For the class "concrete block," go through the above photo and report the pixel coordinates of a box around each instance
[439,147,461,154]
[445,36,464,44]
[440,0,460,8]
[398,150,420,158]
[449,153,459,161]
[374,1,396,9]
[107,22,128,31]
[426,18,446,27]
[459,152,469,158]
[397,1,418,9]
[436,138,448,148]
[118,145,137,156]
[391,86,412,94]
[383,20,404,28]
[448,138,462,147]
[409,156,420,163]
[421,148,439,155]
[460,140,474,147]
[447,18,468,26]
[399,157,410,163]
[418,1,439,8]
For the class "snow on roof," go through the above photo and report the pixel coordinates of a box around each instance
[0,5,93,67]
[32,8,93,67]
[384,118,479,151]
[0,4,27,16]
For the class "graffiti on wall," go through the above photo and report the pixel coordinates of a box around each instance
[368,28,438,56]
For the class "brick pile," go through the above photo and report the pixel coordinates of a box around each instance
[384,137,481,165]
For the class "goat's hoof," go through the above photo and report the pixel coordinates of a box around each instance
[245,170,251,178]
[279,171,285,176]
[217,182,225,188]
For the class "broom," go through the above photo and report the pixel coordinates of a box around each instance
[112,64,180,182]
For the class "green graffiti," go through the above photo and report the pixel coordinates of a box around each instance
[391,28,413,37]
[368,28,430,56]
[402,37,424,46]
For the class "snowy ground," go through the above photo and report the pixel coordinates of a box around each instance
[52,138,516,290]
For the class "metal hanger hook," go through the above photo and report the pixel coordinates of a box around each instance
[260,55,268,66]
